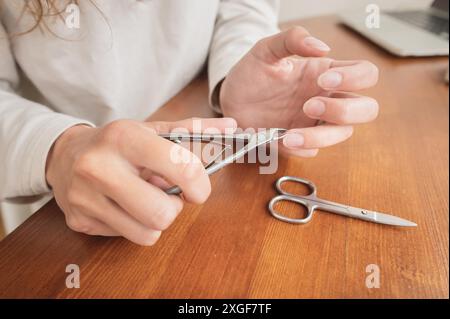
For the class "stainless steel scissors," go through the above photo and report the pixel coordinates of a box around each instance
[159,128,287,195]
[268,176,417,227]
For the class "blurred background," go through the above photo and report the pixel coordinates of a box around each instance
[0,0,441,239]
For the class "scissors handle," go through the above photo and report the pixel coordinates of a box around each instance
[275,176,317,196]
[268,176,319,224]
[268,194,315,224]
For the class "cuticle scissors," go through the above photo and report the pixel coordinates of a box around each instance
[268,176,417,227]
[159,128,288,195]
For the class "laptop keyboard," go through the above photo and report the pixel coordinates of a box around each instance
[387,10,449,40]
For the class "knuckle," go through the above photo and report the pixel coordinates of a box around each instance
[288,26,307,38]
[253,38,268,52]
[66,215,91,234]
[101,120,135,143]
[74,152,99,179]
[66,188,81,206]
[284,26,309,54]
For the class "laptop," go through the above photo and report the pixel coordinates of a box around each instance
[340,0,449,57]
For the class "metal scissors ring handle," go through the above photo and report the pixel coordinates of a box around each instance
[268,176,318,224]
[275,176,317,197]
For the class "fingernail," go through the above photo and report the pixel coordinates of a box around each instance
[304,99,326,118]
[303,36,330,52]
[318,71,342,88]
[283,133,304,149]
[276,58,294,73]
[222,117,238,128]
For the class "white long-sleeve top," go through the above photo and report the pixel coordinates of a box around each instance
[0,0,279,200]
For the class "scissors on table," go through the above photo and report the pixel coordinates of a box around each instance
[160,129,416,227]
[268,176,417,227]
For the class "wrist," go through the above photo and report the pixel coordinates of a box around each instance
[211,79,225,114]
[218,78,235,116]
[45,125,93,188]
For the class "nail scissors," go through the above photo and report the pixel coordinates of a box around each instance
[159,128,287,195]
[268,176,417,227]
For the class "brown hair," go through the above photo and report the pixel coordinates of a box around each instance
[3,0,105,38]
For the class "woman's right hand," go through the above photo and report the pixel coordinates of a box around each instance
[45,118,237,246]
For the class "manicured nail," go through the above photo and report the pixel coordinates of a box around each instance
[303,99,326,118]
[318,71,342,88]
[277,58,294,73]
[283,133,305,149]
[222,117,238,128]
[303,36,330,52]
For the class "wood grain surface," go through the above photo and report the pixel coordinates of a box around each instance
[0,17,448,299]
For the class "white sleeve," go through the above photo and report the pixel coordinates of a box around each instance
[0,22,94,200]
[208,0,280,112]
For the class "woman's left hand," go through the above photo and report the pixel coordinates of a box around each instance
[220,26,379,158]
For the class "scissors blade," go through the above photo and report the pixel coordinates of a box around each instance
[164,129,287,195]
[204,128,285,175]
[370,211,417,227]
[159,132,252,143]
[345,207,417,227]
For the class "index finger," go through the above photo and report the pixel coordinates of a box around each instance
[120,118,237,203]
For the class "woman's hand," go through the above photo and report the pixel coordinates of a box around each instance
[46,118,237,246]
[220,26,379,158]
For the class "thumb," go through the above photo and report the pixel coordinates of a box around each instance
[252,26,330,64]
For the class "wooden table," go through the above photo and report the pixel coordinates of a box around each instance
[0,17,448,299]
